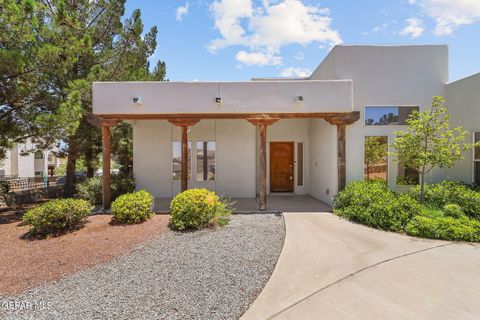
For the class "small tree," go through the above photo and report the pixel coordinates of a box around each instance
[364,136,387,181]
[391,96,478,202]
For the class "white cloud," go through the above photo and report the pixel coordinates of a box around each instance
[236,50,282,66]
[409,0,480,35]
[176,2,190,22]
[400,17,424,38]
[279,67,312,77]
[294,51,304,61]
[209,0,342,66]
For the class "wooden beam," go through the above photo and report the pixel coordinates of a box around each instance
[96,112,360,122]
[168,118,200,127]
[102,125,112,209]
[337,124,346,193]
[259,124,267,211]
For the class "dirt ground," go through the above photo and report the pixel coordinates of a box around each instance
[0,205,169,296]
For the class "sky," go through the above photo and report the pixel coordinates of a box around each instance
[125,0,480,82]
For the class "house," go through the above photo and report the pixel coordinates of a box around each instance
[90,45,480,210]
[0,140,65,178]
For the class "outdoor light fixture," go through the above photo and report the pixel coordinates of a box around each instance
[296,95,304,103]
[215,97,223,104]
[132,97,143,105]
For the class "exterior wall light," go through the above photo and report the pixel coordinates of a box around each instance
[296,96,304,103]
[215,97,223,104]
[132,97,143,105]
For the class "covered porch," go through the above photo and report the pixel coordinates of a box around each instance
[89,80,359,211]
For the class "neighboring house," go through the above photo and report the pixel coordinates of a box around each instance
[91,45,480,209]
[0,140,66,178]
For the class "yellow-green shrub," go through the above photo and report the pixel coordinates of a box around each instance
[111,190,154,224]
[22,199,92,235]
[170,188,232,230]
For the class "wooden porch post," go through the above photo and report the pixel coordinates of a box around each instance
[247,116,279,211]
[259,124,267,210]
[169,119,200,192]
[102,125,112,209]
[181,125,188,192]
[325,112,360,194]
[337,124,346,192]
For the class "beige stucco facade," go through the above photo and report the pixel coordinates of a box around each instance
[93,44,479,206]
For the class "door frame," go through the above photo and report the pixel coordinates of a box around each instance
[269,141,295,193]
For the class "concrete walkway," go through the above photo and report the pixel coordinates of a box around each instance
[242,212,480,320]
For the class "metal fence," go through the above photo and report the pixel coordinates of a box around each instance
[0,176,62,193]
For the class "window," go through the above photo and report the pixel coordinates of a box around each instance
[475,132,480,185]
[365,106,419,126]
[297,143,304,186]
[172,141,191,180]
[35,171,43,177]
[364,136,388,182]
[196,141,215,181]
[397,164,419,185]
[34,150,43,159]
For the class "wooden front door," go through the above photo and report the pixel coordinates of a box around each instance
[270,142,294,192]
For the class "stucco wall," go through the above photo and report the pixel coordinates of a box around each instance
[310,45,449,190]
[132,120,256,198]
[309,119,337,205]
[444,73,480,183]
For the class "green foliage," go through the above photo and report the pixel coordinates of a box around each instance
[22,199,92,236]
[443,204,465,219]
[408,181,480,220]
[406,216,480,242]
[78,174,135,205]
[111,190,154,224]
[391,96,478,201]
[170,189,232,230]
[334,181,422,232]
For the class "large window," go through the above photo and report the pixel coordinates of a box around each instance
[34,150,43,159]
[172,141,191,180]
[364,136,388,182]
[365,106,419,126]
[397,164,419,185]
[475,132,480,185]
[196,141,215,181]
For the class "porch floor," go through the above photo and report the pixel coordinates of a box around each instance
[154,195,331,213]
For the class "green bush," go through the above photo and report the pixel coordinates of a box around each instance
[78,174,135,205]
[408,181,480,220]
[443,204,465,219]
[170,188,232,230]
[111,190,154,224]
[22,199,92,236]
[334,181,422,232]
[406,216,480,242]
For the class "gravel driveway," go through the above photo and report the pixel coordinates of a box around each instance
[0,214,285,320]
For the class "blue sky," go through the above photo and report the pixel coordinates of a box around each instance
[125,0,480,82]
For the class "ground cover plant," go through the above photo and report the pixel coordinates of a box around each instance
[334,180,480,242]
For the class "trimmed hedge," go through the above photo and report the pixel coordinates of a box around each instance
[406,216,480,242]
[334,181,422,232]
[78,174,135,205]
[22,198,92,236]
[170,188,232,230]
[111,190,154,224]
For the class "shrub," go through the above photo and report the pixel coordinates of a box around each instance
[406,216,480,242]
[78,174,135,205]
[111,190,154,224]
[334,181,422,232]
[170,188,232,230]
[22,199,92,236]
[408,181,480,220]
[443,204,465,219]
